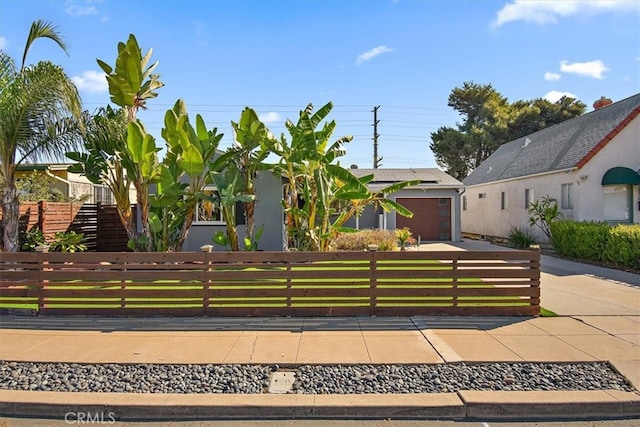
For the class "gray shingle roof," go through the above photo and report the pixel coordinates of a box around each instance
[350,168,463,189]
[463,93,640,186]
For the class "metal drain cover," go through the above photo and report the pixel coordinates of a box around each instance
[268,371,295,393]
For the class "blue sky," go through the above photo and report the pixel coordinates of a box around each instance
[1,0,639,169]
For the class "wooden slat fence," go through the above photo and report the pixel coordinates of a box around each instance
[0,249,540,317]
[2,201,132,251]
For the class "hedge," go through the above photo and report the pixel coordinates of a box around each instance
[550,220,640,270]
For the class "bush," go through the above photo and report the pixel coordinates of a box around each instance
[20,229,45,252]
[507,226,537,248]
[395,227,416,250]
[331,229,398,251]
[50,231,87,253]
[551,220,610,261]
[602,224,640,270]
[551,221,640,271]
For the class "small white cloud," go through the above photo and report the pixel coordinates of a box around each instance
[65,0,107,21]
[0,36,6,50]
[560,59,609,79]
[65,0,98,16]
[543,90,577,103]
[259,112,281,124]
[71,70,108,93]
[492,0,640,28]
[356,45,394,65]
[544,72,561,81]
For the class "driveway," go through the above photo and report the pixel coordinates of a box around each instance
[418,240,640,316]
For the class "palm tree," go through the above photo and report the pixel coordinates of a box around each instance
[0,20,83,251]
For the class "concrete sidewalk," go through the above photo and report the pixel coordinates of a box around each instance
[1,314,639,420]
[1,243,639,420]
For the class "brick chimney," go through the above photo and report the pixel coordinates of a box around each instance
[593,96,613,110]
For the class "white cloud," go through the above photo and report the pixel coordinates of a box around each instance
[0,37,6,50]
[560,59,609,79]
[65,0,99,16]
[356,45,394,65]
[544,72,561,81]
[544,90,577,103]
[65,0,108,21]
[492,0,640,27]
[259,112,281,124]
[71,70,108,93]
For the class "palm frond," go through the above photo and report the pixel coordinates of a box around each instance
[21,19,69,69]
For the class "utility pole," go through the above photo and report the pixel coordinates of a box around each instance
[372,105,382,168]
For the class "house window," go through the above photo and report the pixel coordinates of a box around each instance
[194,187,224,223]
[561,183,573,209]
[462,195,467,211]
[501,192,507,210]
[603,185,631,222]
[524,188,533,209]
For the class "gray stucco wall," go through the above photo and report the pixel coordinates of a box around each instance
[182,171,284,251]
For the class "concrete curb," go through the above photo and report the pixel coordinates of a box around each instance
[1,390,639,420]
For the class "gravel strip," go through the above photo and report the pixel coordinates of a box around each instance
[0,361,633,394]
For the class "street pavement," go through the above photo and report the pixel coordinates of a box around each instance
[0,241,638,421]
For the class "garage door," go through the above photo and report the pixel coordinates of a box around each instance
[395,198,451,241]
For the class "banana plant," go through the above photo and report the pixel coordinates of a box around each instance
[271,102,364,251]
[230,107,276,250]
[208,171,254,251]
[97,34,164,122]
[125,119,162,251]
[149,99,230,252]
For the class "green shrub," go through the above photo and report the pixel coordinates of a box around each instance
[551,221,640,270]
[50,231,87,253]
[602,224,640,270]
[331,229,398,251]
[506,226,537,248]
[20,229,46,252]
[551,220,609,261]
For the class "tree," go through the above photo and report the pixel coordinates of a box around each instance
[152,99,229,252]
[72,34,164,251]
[430,82,586,181]
[67,106,136,241]
[230,107,276,249]
[271,102,417,252]
[0,20,83,252]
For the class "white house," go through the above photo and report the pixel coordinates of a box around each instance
[461,94,640,243]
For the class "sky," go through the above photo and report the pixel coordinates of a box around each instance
[1,0,639,169]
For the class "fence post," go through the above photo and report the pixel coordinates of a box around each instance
[286,261,292,310]
[202,250,211,316]
[452,256,458,310]
[37,252,46,313]
[96,202,102,252]
[368,245,378,316]
[529,245,541,316]
[38,201,46,237]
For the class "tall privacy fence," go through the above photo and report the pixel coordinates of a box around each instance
[0,249,540,317]
[0,202,131,252]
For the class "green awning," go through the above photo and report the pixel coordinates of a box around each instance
[601,167,640,185]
